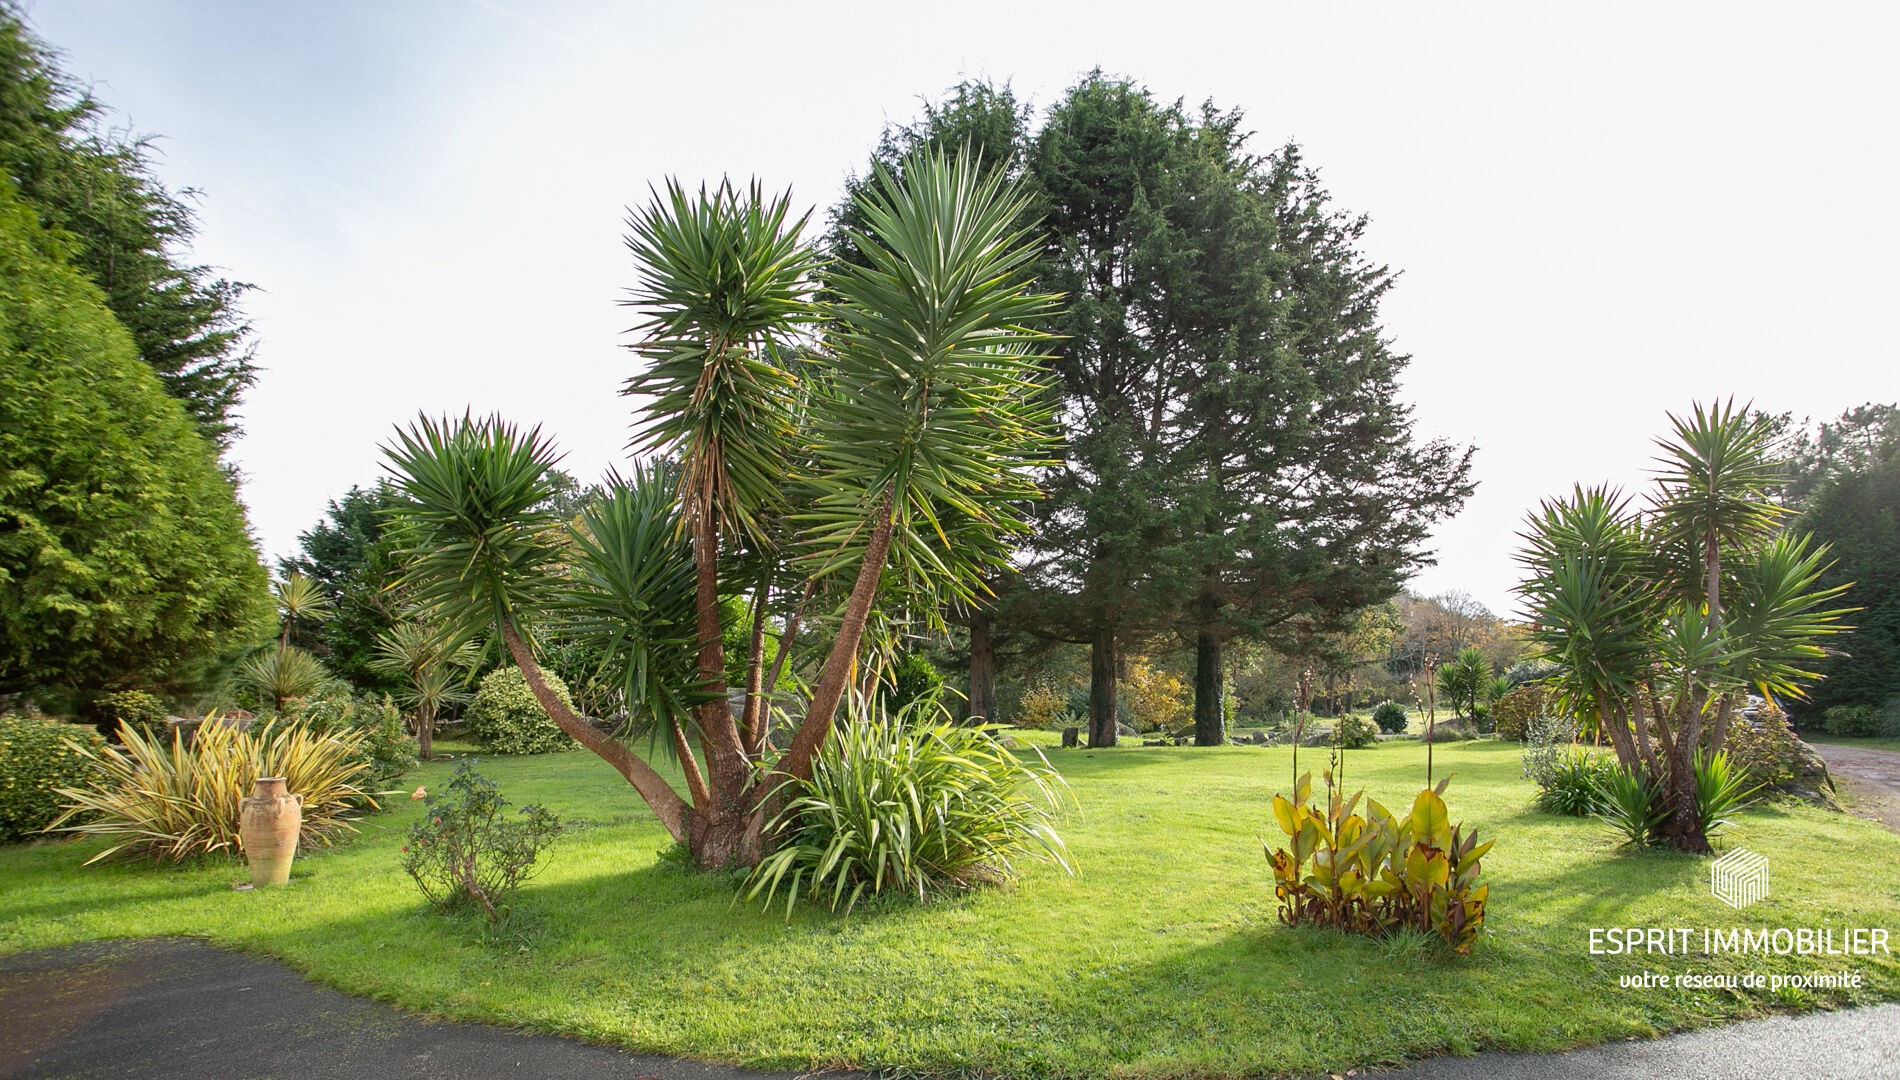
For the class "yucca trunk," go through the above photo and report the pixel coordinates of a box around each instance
[778,498,896,783]
[499,621,692,843]
[1660,738,1710,854]
[417,701,434,762]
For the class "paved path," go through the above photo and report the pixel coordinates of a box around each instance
[1809,740,1900,831]
[0,939,824,1080]
[0,939,1894,1080]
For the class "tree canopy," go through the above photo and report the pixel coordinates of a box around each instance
[1785,404,1899,716]
[0,8,257,448]
[0,186,269,706]
[834,75,1473,746]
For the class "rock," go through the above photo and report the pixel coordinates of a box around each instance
[1142,738,1167,747]
[1117,722,1138,737]
[1776,738,1842,810]
[1422,718,1478,743]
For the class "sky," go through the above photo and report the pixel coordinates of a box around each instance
[29,0,1900,620]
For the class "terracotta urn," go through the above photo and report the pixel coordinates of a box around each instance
[240,776,303,886]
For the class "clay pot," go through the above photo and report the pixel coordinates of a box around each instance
[240,776,303,886]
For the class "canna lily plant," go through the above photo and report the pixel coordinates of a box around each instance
[383,149,1059,869]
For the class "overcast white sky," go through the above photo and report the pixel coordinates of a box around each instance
[31,0,1899,619]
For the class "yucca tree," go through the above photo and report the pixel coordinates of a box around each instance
[369,621,478,760]
[1433,647,1491,721]
[385,150,1058,868]
[236,645,327,711]
[272,571,335,648]
[1515,403,1852,852]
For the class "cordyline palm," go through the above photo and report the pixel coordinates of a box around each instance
[385,150,1058,868]
[1516,406,1852,853]
[273,571,335,648]
[369,621,478,760]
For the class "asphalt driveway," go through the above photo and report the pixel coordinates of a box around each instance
[0,938,1894,1080]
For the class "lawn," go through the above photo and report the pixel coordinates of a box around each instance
[1803,733,1900,754]
[2,737,1896,1079]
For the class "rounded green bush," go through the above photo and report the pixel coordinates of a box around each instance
[92,690,168,739]
[1334,713,1378,749]
[466,668,576,755]
[1823,704,1879,738]
[0,713,106,842]
[1370,700,1409,734]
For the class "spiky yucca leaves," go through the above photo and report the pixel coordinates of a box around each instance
[50,719,378,864]
[1514,411,1853,853]
[272,571,335,646]
[370,621,479,759]
[805,147,1058,610]
[623,179,818,544]
[382,154,1061,868]
[564,466,710,738]
[780,149,1060,785]
[1693,749,1761,838]
[745,698,1073,917]
[1724,533,1854,699]
[1593,766,1669,848]
[381,418,696,840]
[383,414,568,645]
[236,646,327,710]
[1650,399,1786,613]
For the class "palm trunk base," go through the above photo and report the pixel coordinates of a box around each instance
[689,811,764,871]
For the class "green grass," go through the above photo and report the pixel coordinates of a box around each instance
[1803,733,1900,754]
[3,739,1896,1079]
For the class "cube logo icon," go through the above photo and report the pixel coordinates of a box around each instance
[1710,847,1769,908]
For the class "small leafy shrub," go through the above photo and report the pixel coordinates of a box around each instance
[1520,713,1579,789]
[1334,713,1378,749]
[1694,750,1761,838]
[1535,748,1614,816]
[1723,700,1800,789]
[1016,681,1072,730]
[746,708,1073,916]
[401,761,562,922]
[0,714,105,842]
[92,691,168,739]
[348,696,418,787]
[1881,694,1900,738]
[1491,684,1553,742]
[882,652,944,716]
[1266,773,1491,953]
[1124,658,1188,733]
[466,667,576,754]
[50,718,379,863]
[1371,700,1409,734]
[1593,766,1668,848]
[1823,704,1880,738]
